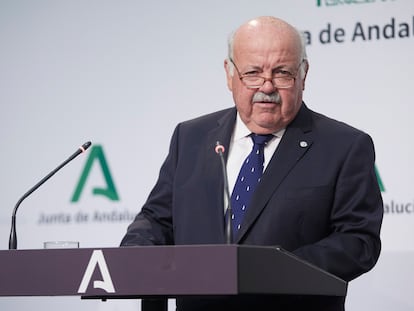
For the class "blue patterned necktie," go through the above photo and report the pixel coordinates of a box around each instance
[230,133,274,238]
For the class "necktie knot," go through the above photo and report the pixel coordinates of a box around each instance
[251,133,274,146]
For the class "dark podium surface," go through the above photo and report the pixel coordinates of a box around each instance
[0,245,347,299]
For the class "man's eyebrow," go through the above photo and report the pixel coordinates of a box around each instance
[242,65,263,71]
[241,64,292,73]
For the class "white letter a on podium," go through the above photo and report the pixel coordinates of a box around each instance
[78,250,115,293]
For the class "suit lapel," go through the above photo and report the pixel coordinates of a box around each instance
[235,104,314,243]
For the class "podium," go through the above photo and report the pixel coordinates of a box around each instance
[0,245,347,309]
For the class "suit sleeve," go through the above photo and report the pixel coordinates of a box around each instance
[120,125,180,246]
[292,132,383,281]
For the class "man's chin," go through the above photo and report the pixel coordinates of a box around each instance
[248,117,282,134]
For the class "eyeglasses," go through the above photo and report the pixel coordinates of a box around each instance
[229,58,304,89]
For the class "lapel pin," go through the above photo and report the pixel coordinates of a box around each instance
[299,141,308,148]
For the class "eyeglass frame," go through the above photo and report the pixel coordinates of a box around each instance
[228,58,305,89]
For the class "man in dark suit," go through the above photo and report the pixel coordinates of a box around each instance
[121,16,383,310]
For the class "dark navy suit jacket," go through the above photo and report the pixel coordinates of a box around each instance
[121,103,383,310]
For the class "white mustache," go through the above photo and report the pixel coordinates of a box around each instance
[252,92,281,104]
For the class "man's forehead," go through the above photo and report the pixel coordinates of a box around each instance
[234,25,300,58]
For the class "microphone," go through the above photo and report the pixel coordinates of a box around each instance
[8,141,92,250]
[215,141,232,244]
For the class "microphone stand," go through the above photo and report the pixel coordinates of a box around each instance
[215,141,232,244]
[8,141,91,250]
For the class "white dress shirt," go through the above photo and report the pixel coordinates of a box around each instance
[226,113,285,197]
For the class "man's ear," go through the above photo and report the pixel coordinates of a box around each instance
[302,60,309,90]
[224,59,233,91]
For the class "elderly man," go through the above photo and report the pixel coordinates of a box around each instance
[121,16,383,310]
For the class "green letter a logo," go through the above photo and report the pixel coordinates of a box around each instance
[71,145,120,202]
[375,165,385,192]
